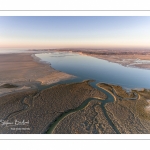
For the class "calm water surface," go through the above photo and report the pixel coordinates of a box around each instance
[35,52,150,89]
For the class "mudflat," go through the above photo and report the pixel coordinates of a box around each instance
[0,53,75,96]
[82,50,150,70]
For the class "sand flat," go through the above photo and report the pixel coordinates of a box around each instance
[0,53,75,96]
[84,54,150,69]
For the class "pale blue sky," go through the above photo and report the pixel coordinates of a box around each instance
[0,16,150,49]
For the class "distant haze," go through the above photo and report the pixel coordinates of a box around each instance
[0,16,150,50]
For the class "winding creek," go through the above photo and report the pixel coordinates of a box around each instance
[45,80,120,134]
[35,52,149,133]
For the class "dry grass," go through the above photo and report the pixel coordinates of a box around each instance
[0,81,106,134]
[100,84,150,133]
[53,100,116,134]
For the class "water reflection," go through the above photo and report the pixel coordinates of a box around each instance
[36,52,150,89]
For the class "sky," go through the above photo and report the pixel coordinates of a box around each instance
[0,16,150,50]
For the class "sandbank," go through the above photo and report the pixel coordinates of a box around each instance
[0,53,75,96]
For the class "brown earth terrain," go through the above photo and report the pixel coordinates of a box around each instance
[0,81,106,134]
[0,53,75,96]
[52,100,116,134]
[98,83,150,133]
[52,83,150,134]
